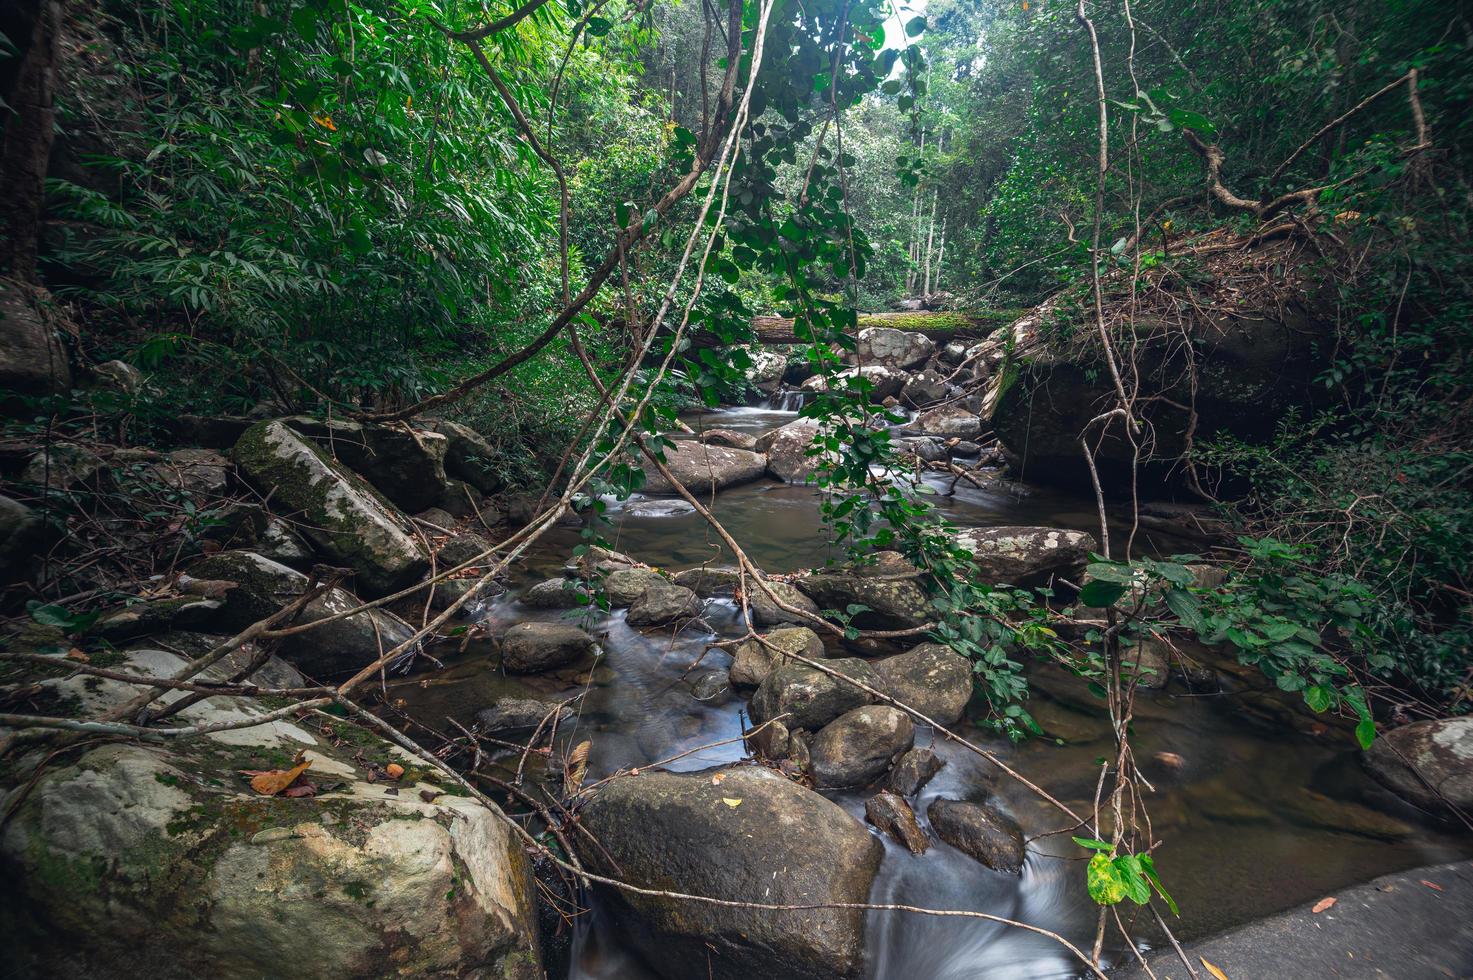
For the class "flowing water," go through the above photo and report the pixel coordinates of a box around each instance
[393,405,1472,980]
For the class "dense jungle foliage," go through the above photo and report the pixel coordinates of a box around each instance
[5,0,1471,728]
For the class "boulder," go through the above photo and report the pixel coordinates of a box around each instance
[0,495,49,584]
[639,441,766,496]
[436,529,494,568]
[188,551,418,677]
[745,350,788,391]
[803,365,908,402]
[750,658,877,731]
[254,517,312,567]
[626,580,702,626]
[93,359,145,394]
[910,405,983,439]
[871,642,973,725]
[574,765,882,980]
[856,326,935,369]
[795,552,930,630]
[522,577,588,609]
[729,627,825,688]
[898,436,947,462]
[699,428,759,451]
[926,799,1025,873]
[810,705,915,788]
[0,649,541,979]
[1124,637,1171,689]
[763,419,829,484]
[20,444,103,491]
[900,369,949,407]
[940,341,970,366]
[749,580,823,626]
[626,498,696,518]
[0,281,72,396]
[889,747,945,796]
[232,421,428,596]
[865,790,929,853]
[284,416,452,513]
[952,526,1095,585]
[603,568,664,607]
[500,622,596,673]
[673,565,743,597]
[423,418,505,496]
[152,447,230,497]
[476,697,573,734]
[1364,717,1473,813]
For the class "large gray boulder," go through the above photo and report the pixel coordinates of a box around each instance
[1364,717,1473,813]
[0,649,541,980]
[232,421,428,596]
[521,577,588,609]
[0,281,72,396]
[750,658,877,731]
[795,551,930,630]
[729,627,826,688]
[283,416,452,513]
[856,326,935,369]
[423,418,506,495]
[603,568,664,607]
[500,622,596,673]
[574,765,882,980]
[952,526,1095,585]
[745,349,787,391]
[803,365,908,402]
[639,441,767,496]
[763,419,829,484]
[910,404,983,438]
[810,705,915,788]
[626,580,702,626]
[871,642,973,725]
[900,369,950,407]
[0,495,48,584]
[188,551,417,678]
[749,580,823,627]
[698,428,759,451]
[673,565,742,597]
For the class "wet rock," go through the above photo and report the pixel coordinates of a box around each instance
[422,418,505,496]
[599,568,661,607]
[20,444,104,491]
[729,627,825,688]
[750,658,877,731]
[952,525,1095,585]
[690,670,731,702]
[475,697,572,734]
[898,435,947,462]
[888,747,945,796]
[91,597,224,641]
[0,495,49,583]
[900,369,949,406]
[639,441,766,496]
[626,498,696,518]
[749,580,822,626]
[0,282,72,396]
[910,405,983,439]
[232,421,428,596]
[415,506,458,529]
[152,448,230,497]
[865,790,929,853]
[926,799,1025,873]
[574,765,882,980]
[872,642,973,725]
[940,341,970,365]
[93,359,145,394]
[673,565,742,597]
[951,439,982,457]
[746,718,791,758]
[626,580,702,626]
[428,577,484,612]
[810,705,915,788]
[763,419,830,484]
[803,365,908,402]
[1364,716,1473,813]
[284,416,453,514]
[0,648,541,980]
[501,622,596,673]
[1124,637,1171,689]
[522,578,588,609]
[188,551,418,677]
[436,530,493,569]
[795,551,930,630]
[699,428,759,451]
[857,326,936,369]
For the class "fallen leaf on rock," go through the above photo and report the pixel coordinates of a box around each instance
[248,758,311,797]
[722,798,742,808]
[1200,957,1230,980]
[711,772,727,785]
[282,783,317,798]
[66,648,89,662]
[419,790,442,803]
[1421,879,1444,891]
[1312,897,1336,913]
[386,763,405,779]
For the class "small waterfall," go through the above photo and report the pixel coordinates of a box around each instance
[760,388,807,411]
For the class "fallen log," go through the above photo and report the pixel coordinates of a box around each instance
[751,311,1004,345]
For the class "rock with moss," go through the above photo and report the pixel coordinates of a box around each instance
[423,418,506,496]
[749,580,822,627]
[951,525,1095,585]
[795,551,930,630]
[729,627,826,688]
[604,568,665,607]
[763,419,833,484]
[626,580,702,626]
[871,642,973,725]
[501,622,597,673]
[750,658,877,731]
[232,421,428,596]
[1363,716,1473,813]
[810,705,915,788]
[855,326,936,369]
[639,441,767,496]
[0,648,542,980]
[283,416,453,513]
[188,550,418,678]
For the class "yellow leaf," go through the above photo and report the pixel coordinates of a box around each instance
[722,797,742,807]
[312,114,337,131]
[250,759,311,797]
[564,740,591,795]
[1199,957,1230,980]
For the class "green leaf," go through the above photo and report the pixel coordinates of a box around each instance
[1163,587,1206,632]
[1114,854,1153,905]
[905,16,927,36]
[1078,580,1126,608]
[1304,684,1333,713]
[1086,852,1127,905]
[1139,855,1179,915]
[1072,836,1114,852]
[1355,714,1376,749]
[586,16,613,36]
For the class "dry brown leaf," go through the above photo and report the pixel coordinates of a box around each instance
[711,772,727,785]
[1199,957,1230,980]
[564,740,591,795]
[249,758,311,797]
[1312,897,1336,913]
[66,648,89,662]
[385,763,405,779]
[281,783,316,799]
[1421,879,1445,891]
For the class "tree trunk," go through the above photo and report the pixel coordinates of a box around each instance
[0,0,62,281]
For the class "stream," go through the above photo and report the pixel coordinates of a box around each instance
[395,405,1473,979]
